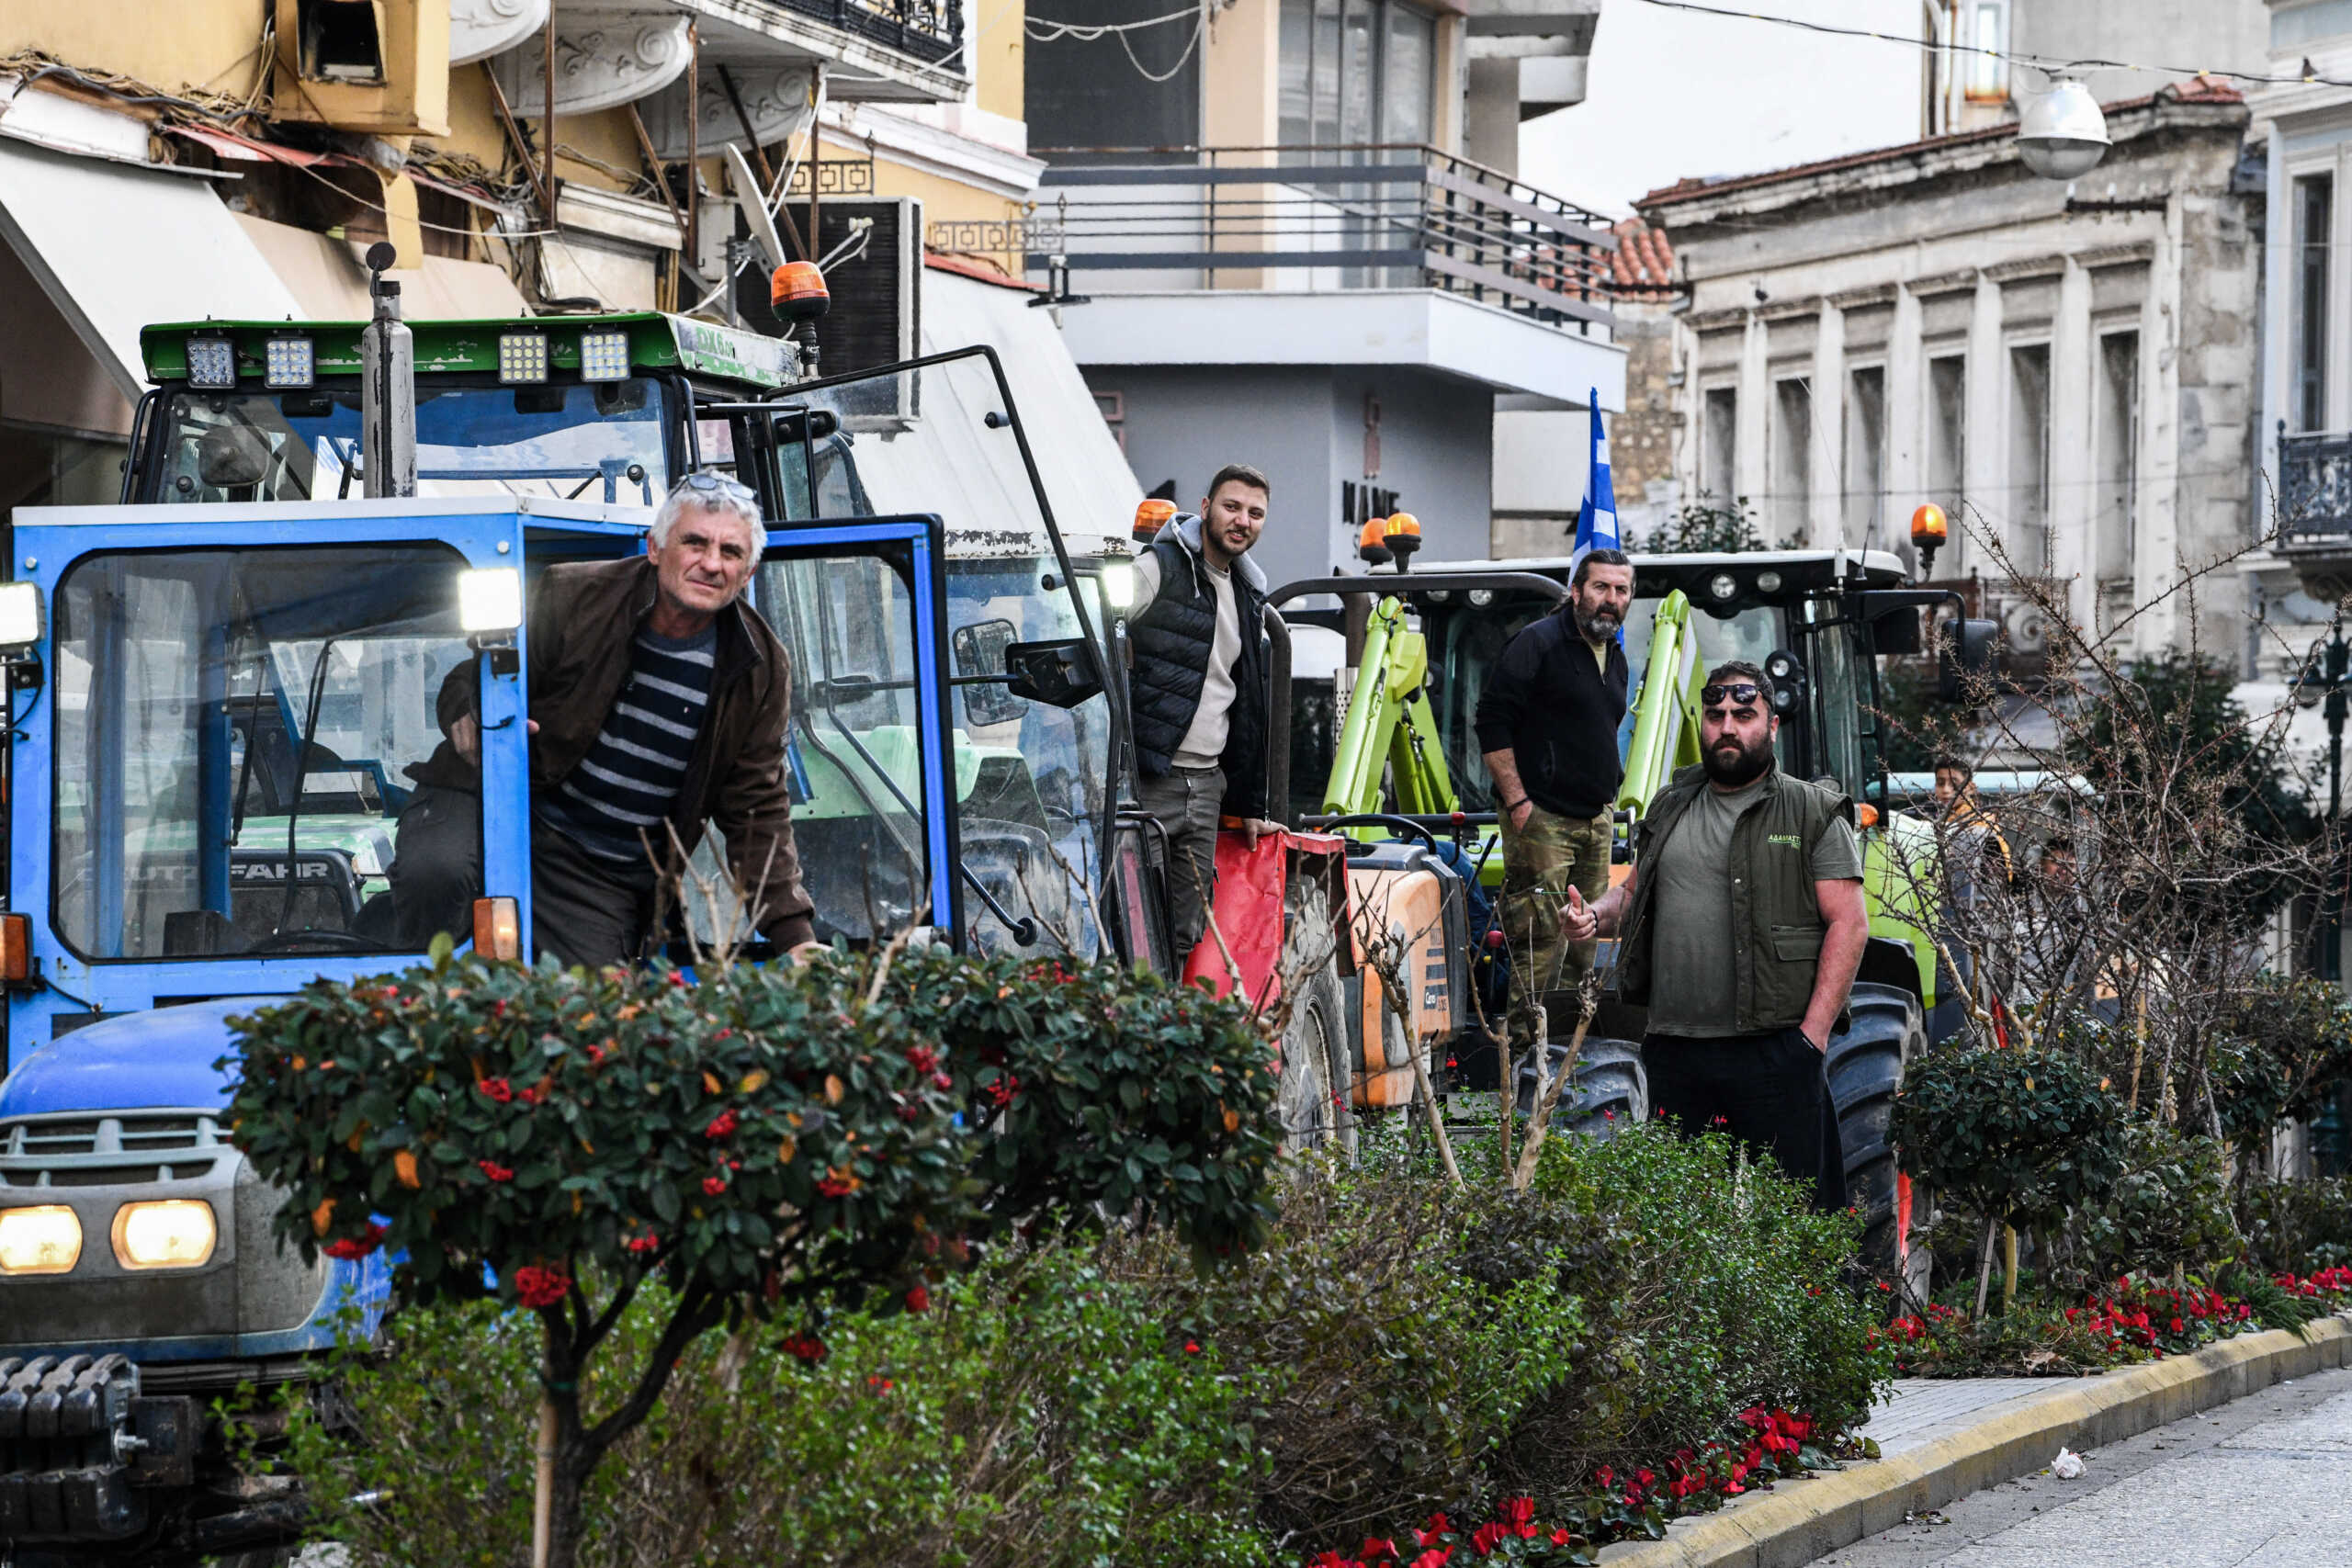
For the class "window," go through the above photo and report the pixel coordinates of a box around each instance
[2008,343,2052,573]
[1701,386,1738,505]
[52,545,473,960]
[1928,355,1967,566]
[2298,174,2333,433]
[1966,1,2008,101]
[1279,0,1439,149]
[296,0,386,84]
[1844,366,1887,548]
[2095,332,2140,582]
[1772,378,1813,545]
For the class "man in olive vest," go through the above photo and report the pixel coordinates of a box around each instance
[1568,660,1868,1207]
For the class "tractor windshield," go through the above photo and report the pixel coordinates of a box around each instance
[144,381,673,505]
[51,545,473,960]
[1430,593,1791,806]
[772,351,1114,955]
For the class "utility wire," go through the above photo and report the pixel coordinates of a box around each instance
[1633,0,2352,91]
[1023,3,1200,41]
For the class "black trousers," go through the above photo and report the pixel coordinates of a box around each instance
[386,784,655,970]
[1642,1029,1849,1213]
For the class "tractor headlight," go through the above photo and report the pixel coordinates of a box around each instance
[458,568,524,634]
[0,1204,83,1275]
[0,581,44,651]
[1100,560,1135,612]
[264,335,315,390]
[186,336,238,389]
[112,1200,218,1269]
[498,333,549,385]
[1709,571,1739,603]
[577,330,631,383]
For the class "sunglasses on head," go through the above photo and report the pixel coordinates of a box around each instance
[676,470,754,498]
[1701,682,1767,708]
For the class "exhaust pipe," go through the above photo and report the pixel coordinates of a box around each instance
[360,240,417,500]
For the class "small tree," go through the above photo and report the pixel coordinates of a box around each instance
[1892,1046,2126,1317]
[227,942,1281,1568]
[1636,497,1773,554]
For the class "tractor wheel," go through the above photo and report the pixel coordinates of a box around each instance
[1516,1036,1649,1142]
[1275,871,1354,1155]
[1826,981,1927,1292]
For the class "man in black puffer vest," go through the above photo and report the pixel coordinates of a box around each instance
[1127,463,1283,964]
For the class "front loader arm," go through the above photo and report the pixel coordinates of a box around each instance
[1322,596,1461,819]
[1617,589,1703,816]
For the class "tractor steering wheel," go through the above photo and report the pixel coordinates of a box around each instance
[245,930,382,956]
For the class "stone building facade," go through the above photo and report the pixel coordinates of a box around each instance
[1637,78,2262,662]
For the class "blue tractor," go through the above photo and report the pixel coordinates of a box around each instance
[0,274,1139,1561]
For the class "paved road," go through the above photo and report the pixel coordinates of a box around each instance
[1818,1364,2352,1568]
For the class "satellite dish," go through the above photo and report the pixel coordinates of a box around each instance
[724,144,789,273]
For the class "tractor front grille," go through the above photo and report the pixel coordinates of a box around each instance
[0,1113,225,1190]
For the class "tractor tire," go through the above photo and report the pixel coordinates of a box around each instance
[1275,871,1354,1155]
[1826,981,1928,1292]
[1516,1036,1649,1143]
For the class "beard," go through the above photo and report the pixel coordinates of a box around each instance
[1574,604,1621,643]
[1702,731,1776,787]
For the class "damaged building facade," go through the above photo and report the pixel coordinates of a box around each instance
[1638,77,2270,664]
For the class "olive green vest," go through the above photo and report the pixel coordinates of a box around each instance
[1615,766,1853,1033]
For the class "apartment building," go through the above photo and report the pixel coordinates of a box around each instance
[1021,0,1623,590]
[0,0,1136,529]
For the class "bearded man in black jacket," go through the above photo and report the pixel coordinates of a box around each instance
[1475,547,1634,1048]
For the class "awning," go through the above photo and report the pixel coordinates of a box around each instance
[918,261,1140,551]
[0,137,301,399]
[234,213,530,320]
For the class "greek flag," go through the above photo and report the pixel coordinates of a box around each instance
[1572,388,1618,571]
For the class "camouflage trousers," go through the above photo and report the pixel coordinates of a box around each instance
[1497,803,1613,1047]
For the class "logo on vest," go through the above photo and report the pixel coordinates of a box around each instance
[1767,833,1804,849]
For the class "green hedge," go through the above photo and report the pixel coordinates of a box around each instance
[277,1122,1887,1567]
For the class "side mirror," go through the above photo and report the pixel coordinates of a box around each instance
[1004,637,1104,710]
[951,617,1026,727]
[1938,616,1998,702]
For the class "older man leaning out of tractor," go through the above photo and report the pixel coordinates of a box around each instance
[1569,661,1869,1209]
[1474,547,1634,1051]
[389,472,823,969]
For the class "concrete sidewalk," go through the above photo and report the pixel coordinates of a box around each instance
[1597,1315,2352,1568]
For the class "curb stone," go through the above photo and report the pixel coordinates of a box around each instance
[1593,1314,2352,1568]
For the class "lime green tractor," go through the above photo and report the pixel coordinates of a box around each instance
[1277,546,1991,1280]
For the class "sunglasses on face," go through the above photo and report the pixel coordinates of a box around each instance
[1701,682,1767,708]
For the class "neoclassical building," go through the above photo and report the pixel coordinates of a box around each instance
[1637,77,2262,663]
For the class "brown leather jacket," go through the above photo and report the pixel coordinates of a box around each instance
[412,555,814,948]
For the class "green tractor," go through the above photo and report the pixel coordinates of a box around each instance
[1276,544,1990,1283]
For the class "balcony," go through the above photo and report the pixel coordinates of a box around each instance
[2278,429,2352,597]
[475,0,966,128]
[1029,143,1627,405]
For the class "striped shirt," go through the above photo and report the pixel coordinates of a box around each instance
[540,625,717,865]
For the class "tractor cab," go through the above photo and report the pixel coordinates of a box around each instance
[120,319,1123,965]
[1400,548,1925,816]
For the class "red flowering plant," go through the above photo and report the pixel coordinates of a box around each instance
[223,938,969,1568]
[224,935,1287,1568]
[874,946,1283,1264]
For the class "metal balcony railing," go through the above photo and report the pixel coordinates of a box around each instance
[775,0,964,69]
[1030,143,1623,333]
[2279,429,2352,548]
